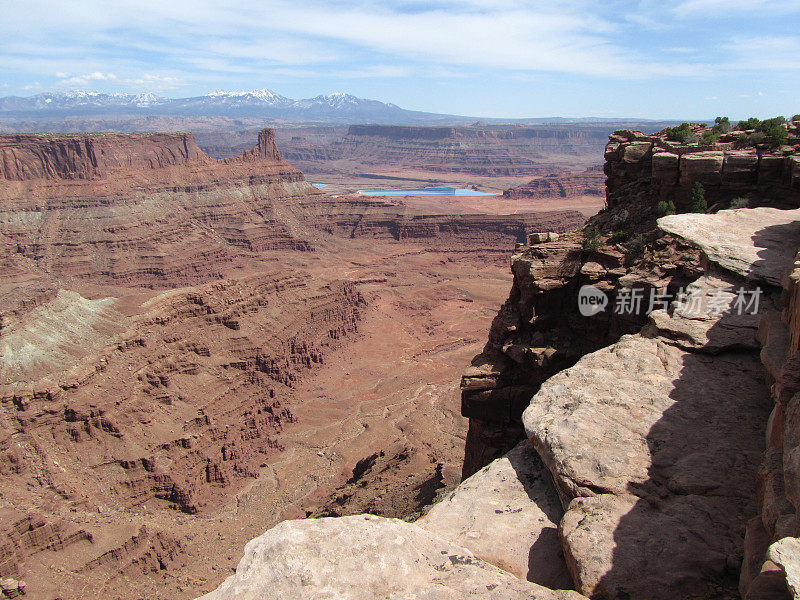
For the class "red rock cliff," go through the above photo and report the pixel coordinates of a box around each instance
[0,132,214,181]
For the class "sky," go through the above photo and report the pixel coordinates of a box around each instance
[1,0,799,120]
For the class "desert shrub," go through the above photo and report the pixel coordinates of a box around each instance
[690,182,707,213]
[759,117,789,146]
[582,224,601,252]
[736,117,761,130]
[656,200,676,217]
[666,122,696,143]
[730,197,749,209]
[611,229,630,243]
[713,116,732,134]
[734,116,788,147]
[701,130,720,145]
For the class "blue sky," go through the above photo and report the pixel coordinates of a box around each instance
[1,0,799,119]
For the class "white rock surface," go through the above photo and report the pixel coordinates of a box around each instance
[418,441,572,589]
[199,514,585,600]
[523,328,770,598]
[657,208,800,286]
[768,537,800,598]
[645,274,763,354]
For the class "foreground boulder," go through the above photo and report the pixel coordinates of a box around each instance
[418,441,572,589]
[525,332,770,599]
[199,514,583,600]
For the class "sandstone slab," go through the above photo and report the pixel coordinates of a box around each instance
[523,331,770,599]
[645,274,764,354]
[418,441,572,589]
[658,208,800,287]
[561,493,746,600]
[679,151,725,184]
[524,334,769,500]
[198,514,584,600]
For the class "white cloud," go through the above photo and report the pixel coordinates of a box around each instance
[672,0,800,16]
[55,71,117,88]
[202,38,341,65]
[0,0,795,99]
[0,0,703,82]
[720,36,800,71]
[332,65,411,79]
[123,73,184,90]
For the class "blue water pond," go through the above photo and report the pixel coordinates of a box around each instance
[312,183,328,189]
[358,186,493,197]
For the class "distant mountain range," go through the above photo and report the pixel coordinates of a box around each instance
[0,89,454,124]
[0,89,685,126]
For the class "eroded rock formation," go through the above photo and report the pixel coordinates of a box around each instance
[604,126,800,213]
[0,132,211,181]
[503,167,605,200]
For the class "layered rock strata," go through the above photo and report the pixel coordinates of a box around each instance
[503,168,605,200]
[0,128,587,599]
[279,124,617,177]
[461,125,800,478]
[0,272,365,586]
[604,126,800,213]
[459,228,703,477]
[0,129,585,313]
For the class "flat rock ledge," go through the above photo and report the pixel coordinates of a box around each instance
[657,208,800,287]
[198,514,584,600]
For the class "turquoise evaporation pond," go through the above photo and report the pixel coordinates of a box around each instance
[312,183,328,189]
[358,186,493,197]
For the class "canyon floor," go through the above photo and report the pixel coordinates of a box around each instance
[56,241,516,600]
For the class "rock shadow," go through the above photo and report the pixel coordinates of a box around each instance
[507,442,573,589]
[589,219,798,599]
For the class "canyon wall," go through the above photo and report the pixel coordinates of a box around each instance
[502,167,604,200]
[604,127,800,212]
[0,132,210,181]
[275,124,618,178]
[738,242,800,599]
[462,123,800,478]
[0,129,316,319]
[455,123,800,597]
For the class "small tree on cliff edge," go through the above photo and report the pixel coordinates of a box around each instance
[582,225,601,252]
[690,182,707,213]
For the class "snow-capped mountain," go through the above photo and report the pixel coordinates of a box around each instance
[180,88,294,109]
[0,88,429,123]
[291,92,402,114]
[17,91,170,110]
